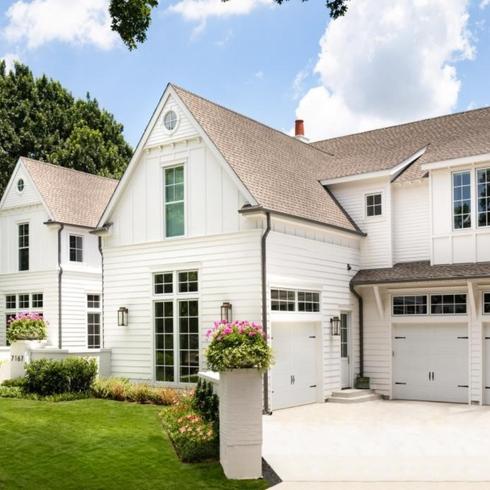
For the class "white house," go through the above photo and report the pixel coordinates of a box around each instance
[0,157,117,351]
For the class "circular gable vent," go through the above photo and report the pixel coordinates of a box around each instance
[163,110,178,132]
[17,178,24,192]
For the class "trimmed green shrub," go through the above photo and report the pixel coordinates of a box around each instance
[0,385,90,401]
[192,378,219,428]
[206,321,273,371]
[6,313,47,344]
[1,377,26,388]
[91,377,181,405]
[24,357,97,396]
[161,394,219,463]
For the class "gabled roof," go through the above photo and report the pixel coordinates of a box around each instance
[312,106,490,183]
[172,85,361,235]
[352,260,490,286]
[21,158,118,228]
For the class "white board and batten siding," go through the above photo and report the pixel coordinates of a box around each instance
[266,220,361,400]
[431,168,490,264]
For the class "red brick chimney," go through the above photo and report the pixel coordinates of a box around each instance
[294,119,308,142]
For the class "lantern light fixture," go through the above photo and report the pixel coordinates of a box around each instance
[118,307,128,327]
[220,302,232,322]
[330,316,341,336]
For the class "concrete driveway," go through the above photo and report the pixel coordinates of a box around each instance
[263,400,490,486]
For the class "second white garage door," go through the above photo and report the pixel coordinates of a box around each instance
[270,322,319,410]
[393,324,468,403]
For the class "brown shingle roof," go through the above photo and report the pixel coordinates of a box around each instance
[22,158,118,228]
[172,85,361,235]
[312,106,490,182]
[352,260,490,285]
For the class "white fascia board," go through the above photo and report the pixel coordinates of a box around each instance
[98,84,257,227]
[320,146,427,186]
[421,153,490,172]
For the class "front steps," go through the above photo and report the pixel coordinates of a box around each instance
[328,388,381,403]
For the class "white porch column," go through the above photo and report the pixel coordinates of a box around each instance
[219,368,263,480]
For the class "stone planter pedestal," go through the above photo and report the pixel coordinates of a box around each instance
[10,340,44,378]
[219,368,262,480]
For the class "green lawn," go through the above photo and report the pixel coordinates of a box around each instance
[0,398,268,490]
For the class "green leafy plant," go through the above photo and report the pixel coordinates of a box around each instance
[192,378,219,429]
[161,394,219,463]
[205,321,273,372]
[24,357,97,396]
[6,313,47,344]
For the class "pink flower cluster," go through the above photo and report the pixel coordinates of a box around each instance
[8,312,44,324]
[206,320,265,341]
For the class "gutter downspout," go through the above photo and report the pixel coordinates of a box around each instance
[349,281,363,378]
[98,236,105,349]
[261,212,272,414]
[57,224,64,349]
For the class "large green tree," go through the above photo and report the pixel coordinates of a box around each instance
[110,0,349,50]
[0,62,132,195]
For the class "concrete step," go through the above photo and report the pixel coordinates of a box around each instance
[328,389,381,403]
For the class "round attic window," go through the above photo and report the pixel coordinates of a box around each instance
[163,110,178,132]
[17,178,24,192]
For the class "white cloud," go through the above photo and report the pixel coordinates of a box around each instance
[480,0,490,9]
[1,53,21,72]
[255,70,264,79]
[295,0,475,141]
[292,68,309,100]
[3,0,117,50]
[168,0,271,33]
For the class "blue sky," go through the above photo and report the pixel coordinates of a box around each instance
[1,0,490,146]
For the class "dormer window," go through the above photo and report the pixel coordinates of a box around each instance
[17,179,24,192]
[69,235,83,262]
[366,193,382,217]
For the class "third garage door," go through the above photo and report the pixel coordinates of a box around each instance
[393,324,468,403]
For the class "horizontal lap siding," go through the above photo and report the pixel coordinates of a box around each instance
[103,230,262,380]
[0,271,58,346]
[267,228,360,399]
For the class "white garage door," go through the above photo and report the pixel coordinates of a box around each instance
[270,322,319,410]
[393,324,468,403]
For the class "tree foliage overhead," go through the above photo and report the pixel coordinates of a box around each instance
[0,62,132,195]
[109,0,349,50]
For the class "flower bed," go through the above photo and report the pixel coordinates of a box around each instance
[6,312,47,344]
[206,320,273,371]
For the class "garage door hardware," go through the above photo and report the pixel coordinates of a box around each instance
[428,371,435,381]
[309,385,317,388]
[485,337,490,340]
[290,375,296,385]
[308,336,316,338]
[485,386,490,390]
[457,336,468,339]
[394,336,406,339]
[395,382,407,385]
[457,385,469,388]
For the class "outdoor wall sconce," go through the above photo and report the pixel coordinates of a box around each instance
[221,302,232,322]
[118,307,128,327]
[330,316,341,336]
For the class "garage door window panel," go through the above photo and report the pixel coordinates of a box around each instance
[393,295,427,316]
[297,291,320,312]
[271,289,296,311]
[484,293,490,314]
[431,294,467,315]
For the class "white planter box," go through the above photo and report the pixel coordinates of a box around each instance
[10,340,45,378]
[219,368,263,480]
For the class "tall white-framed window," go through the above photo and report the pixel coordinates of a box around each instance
[164,165,185,238]
[18,223,29,271]
[453,171,472,229]
[477,168,490,228]
[365,192,382,217]
[153,270,199,383]
[69,235,83,262]
[87,294,101,349]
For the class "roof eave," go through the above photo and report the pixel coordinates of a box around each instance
[421,152,490,172]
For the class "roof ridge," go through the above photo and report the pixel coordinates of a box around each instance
[170,83,334,158]
[312,105,490,146]
[21,157,119,184]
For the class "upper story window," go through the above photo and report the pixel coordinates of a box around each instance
[453,171,472,229]
[393,295,428,315]
[17,179,24,192]
[366,193,382,217]
[163,110,178,132]
[69,235,83,262]
[164,166,184,238]
[477,168,490,228]
[18,223,29,271]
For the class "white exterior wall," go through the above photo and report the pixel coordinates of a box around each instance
[393,181,430,263]
[330,179,392,269]
[267,220,361,399]
[103,230,262,380]
[431,165,490,264]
